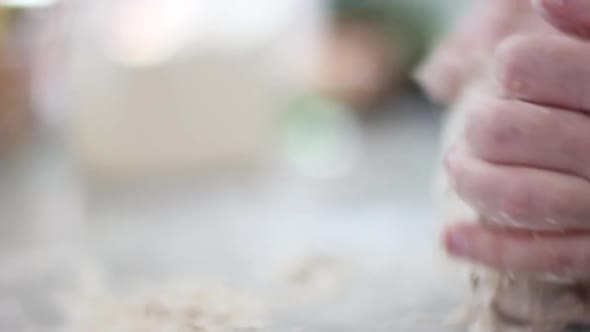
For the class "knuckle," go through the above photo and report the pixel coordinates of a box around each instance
[546,253,576,276]
[485,232,512,270]
[552,192,578,223]
[549,187,590,230]
[502,184,536,219]
[467,99,521,155]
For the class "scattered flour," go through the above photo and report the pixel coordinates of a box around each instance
[59,271,266,332]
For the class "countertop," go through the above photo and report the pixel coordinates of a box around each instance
[0,95,464,332]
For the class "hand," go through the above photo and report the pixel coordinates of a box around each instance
[416,0,552,104]
[441,0,590,279]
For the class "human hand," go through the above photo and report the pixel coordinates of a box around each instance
[442,0,590,279]
[416,0,552,104]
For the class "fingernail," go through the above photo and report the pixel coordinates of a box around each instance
[444,228,471,257]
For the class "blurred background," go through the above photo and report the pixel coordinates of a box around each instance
[0,0,473,331]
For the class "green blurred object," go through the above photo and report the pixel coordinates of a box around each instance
[283,94,361,177]
[285,95,352,151]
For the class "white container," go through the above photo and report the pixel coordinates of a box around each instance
[63,0,328,179]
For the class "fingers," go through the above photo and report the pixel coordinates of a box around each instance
[413,41,467,104]
[464,95,590,180]
[495,35,590,112]
[436,0,590,278]
[445,146,590,231]
[444,223,590,278]
[533,0,590,39]
[415,0,532,104]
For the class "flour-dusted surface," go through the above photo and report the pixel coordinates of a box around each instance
[60,273,266,332]
[0,96,462,332]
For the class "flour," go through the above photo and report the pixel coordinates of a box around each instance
[282,255,351,297]
[59,271,266,332]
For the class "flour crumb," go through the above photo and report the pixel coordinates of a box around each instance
[273,254,353,306]
[60,276,267,332]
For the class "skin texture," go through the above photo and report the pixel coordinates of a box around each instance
[419,0,590,279]
[415,0,549,104]
[535,0,590,39]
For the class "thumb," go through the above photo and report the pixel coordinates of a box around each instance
[533,0,590,39]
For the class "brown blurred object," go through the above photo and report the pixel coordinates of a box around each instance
[312,20,408,110]
[0,8,34,156]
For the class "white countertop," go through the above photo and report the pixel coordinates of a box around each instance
[0,95,464,332]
